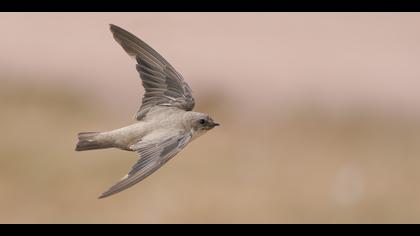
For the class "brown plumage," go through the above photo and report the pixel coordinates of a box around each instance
[75,24,219,199]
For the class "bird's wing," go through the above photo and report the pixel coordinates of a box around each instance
[109,24,195,120]
[99,130,192,199]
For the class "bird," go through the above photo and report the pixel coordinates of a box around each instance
[75,24,219,199]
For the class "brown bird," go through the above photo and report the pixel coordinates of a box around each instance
[75,24,219,199]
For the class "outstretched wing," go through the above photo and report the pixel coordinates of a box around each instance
[110,24,195,120]
[99,131,192,199]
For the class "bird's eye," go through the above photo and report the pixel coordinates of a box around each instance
[199,119,206,125]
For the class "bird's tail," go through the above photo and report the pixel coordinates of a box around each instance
[75,132,111,151]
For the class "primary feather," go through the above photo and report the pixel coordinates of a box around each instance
[109,24,195,120]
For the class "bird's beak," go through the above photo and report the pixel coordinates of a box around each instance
[212,121,220,127]
[206,120,219,130]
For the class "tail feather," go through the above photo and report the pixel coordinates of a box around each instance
[75,132,110,151]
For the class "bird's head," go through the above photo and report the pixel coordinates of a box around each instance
[195,115,220,131]
[185,112,219,138]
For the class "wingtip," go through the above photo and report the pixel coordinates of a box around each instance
[98,188,118,199]
[109,24,116,31]
[110,24,122,33]
[109,24,127,43]
[109,24,125,32]
[98,192,109,199]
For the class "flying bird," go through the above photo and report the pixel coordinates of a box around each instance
[75,24,219,199]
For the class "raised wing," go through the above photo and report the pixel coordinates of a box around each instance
[99,131,192,199]
[110,24,195,120]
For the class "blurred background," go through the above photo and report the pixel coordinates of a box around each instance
[1,13,420,223]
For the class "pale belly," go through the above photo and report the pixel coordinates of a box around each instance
[104,108,188,150]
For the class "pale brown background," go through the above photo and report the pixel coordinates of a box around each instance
[1,13,420,223]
